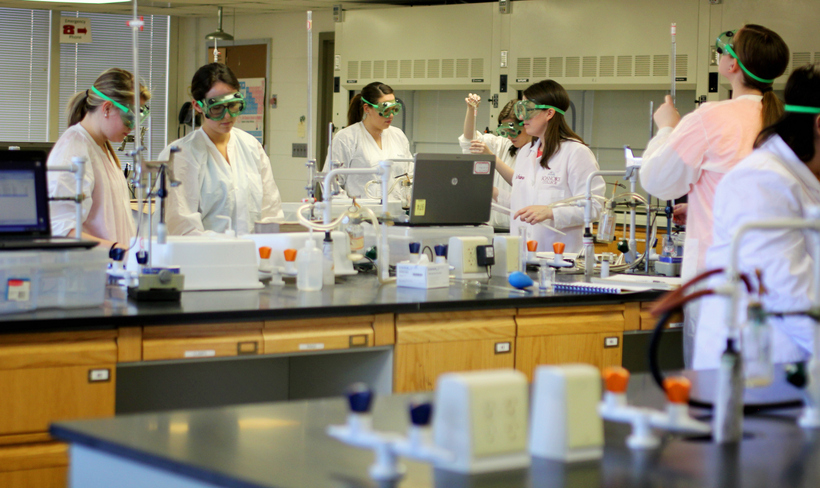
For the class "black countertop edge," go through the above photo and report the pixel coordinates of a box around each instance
[49,424,267,488]
[0,290,663,335]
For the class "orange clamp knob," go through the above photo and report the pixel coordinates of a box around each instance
[284,249,297,262]
[258,246,272,259]
[553,242,565,254]
[663,377,691,404]
[602,366,630,393]
[527,240,538,252]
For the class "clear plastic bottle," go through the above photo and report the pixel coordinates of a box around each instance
[322,232,335,287]
[344,217,364,253]
[597,205,616,243]
[296,238,323,291]
[743,303,773,387]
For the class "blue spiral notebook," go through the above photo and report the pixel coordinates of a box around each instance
[553,283,622,294]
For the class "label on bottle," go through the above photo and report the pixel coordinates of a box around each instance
[350,235,364,251]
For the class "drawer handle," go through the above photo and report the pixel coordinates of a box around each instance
[237,341,259,355]
[349,334,369,348]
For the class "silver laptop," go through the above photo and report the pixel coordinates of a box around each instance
[400,153,495,226]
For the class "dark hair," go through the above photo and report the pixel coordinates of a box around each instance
[755,63,820,163]
[348,82,394,126]
[523,80,584,168]
[191,63,241,101]
[498,99,524,158]
[734,24,789,127]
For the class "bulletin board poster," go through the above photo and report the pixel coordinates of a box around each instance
[237,78,265,145]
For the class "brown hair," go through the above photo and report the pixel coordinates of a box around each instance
[65,68,151,166]
[755,63,820,163]
[523,80,584,168]
[499,99,524,158]
[191,63,241,101]
[733,24,789,127]
[348,82,394,126]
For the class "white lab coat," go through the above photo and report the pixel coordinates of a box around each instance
[328,122,413,199]
[160,128,283,236]
[47,124,135,244]
[693,135,820,370]
[510,138,605,253]
[458,131,516,229]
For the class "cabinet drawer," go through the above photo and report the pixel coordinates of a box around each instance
[0,442,68,488]
[142,333,263,361]
[516,305,625,336]
[264,324,373,354]
[396,310,516,344]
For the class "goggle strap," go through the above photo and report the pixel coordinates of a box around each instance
[91,85,131,115]
[361,97,377,108]
[725,45,775,84]
[784,104,820,115]
[534,104,566,116]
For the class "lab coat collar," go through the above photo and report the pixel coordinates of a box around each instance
[765,134,820,203]
[734,94,763,102]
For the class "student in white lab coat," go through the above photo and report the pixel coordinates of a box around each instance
[459,95,532,230]
[693,63,820,370]
[48,68,149,251]
[161,63,283,236]
[328,82,412,200]
[493,80,604,252]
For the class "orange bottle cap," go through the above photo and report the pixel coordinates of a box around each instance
[602,366,630,393]
[663,377,691,404]
[284,249,297,262]
[258,246,272,259]
[527,240,538,252]
[553,242,565,254]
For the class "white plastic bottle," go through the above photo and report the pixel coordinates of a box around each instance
[297,238,323,291]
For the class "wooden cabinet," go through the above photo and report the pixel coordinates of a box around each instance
[393,310,517,392]
[264,315,378,354]
[141,322,264,361]
[515,305,625,381]
[0,442,67,488]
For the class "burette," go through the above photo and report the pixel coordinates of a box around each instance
[670,23,677,105]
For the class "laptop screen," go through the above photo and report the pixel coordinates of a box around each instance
[0,151,51,237]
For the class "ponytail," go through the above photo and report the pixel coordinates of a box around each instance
[347,93,365,126]
[66,90,91,127]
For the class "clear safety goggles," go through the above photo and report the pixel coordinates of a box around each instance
[196,92,246,121]
[715,29,775,84]
[513,100,566,121]
[496,121,523,138]
[91,85,150,129]
[362,97,402,118]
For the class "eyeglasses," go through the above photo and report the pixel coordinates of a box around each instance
[91,85,150,129]
[362,97,402,118]
[513,100,566,121]
[196,92,246,121]
[496,121,523,138]
[715,29,775,84]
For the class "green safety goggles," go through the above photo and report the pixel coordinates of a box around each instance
[91,85,149,129]
[196,92,246,121]
[785,104,820,114]
[715,29,775,84]
[362,97,402,118]
[496,121,524,138]
[514,100,566,121]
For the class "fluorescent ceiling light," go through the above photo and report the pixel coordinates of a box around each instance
[22,0,130,3]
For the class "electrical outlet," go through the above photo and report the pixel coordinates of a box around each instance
[448,236,489,277]
[292,143,307,158]
[464,244,479,272]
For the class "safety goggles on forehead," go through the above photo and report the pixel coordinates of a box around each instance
[514,100,566,121]
[91,85,149,129]
[362,97,402,118]
[715,29,775,84]
[196,92,246,121]
[496,121,523,138]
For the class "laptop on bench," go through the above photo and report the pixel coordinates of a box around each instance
[395,153,495,226]
[0,150,98,250]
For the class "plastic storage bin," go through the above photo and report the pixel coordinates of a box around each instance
[0,247,108,314]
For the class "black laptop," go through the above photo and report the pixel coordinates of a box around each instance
[0,150,97,250]
[395,153,495,226]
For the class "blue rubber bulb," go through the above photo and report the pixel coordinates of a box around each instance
[346,383,374,413]
[409,401,433,426]
[508,271,534,289]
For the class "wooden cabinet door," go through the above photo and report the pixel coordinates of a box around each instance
[515,305,625,381]
[394,310,517,393]
[0,334,117,437]
[0,442,67,488]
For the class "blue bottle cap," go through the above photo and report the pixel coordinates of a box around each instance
[434,244,447,257]
[409,401,433,426]
[409,242,421,254]
[346,383,374,413]
[136,250,149,265]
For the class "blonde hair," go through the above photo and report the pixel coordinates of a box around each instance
[65,68,151,165]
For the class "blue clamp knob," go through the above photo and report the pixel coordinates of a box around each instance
[409,401,433,426]
[434,244,447,257]
[346,383,374,414]
[136,250,149,265]
[409,242,421,254]
[109,247,126,262]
